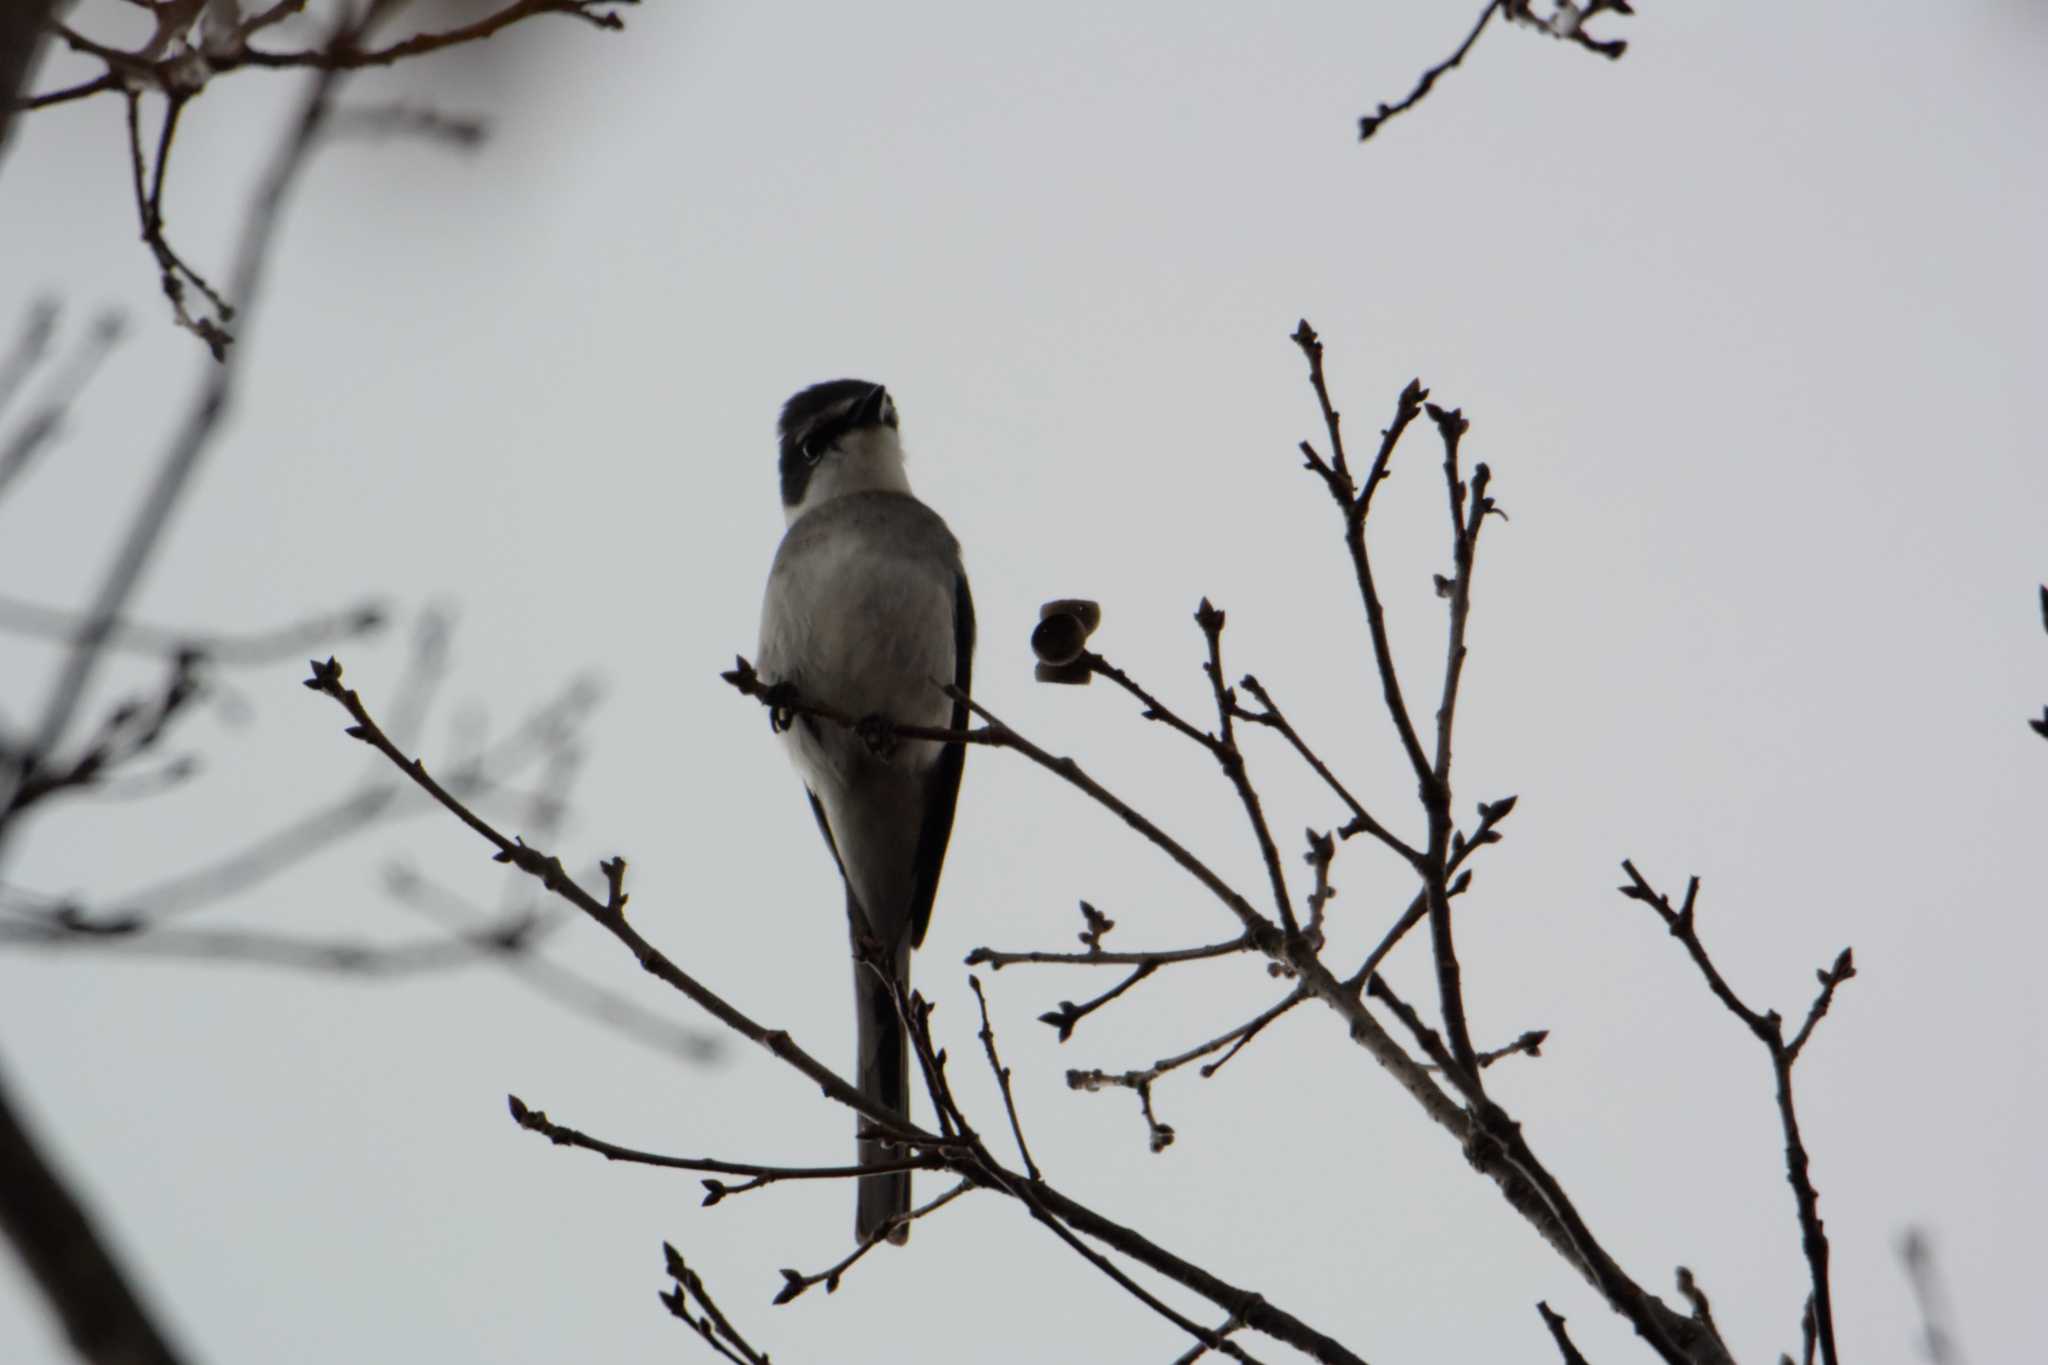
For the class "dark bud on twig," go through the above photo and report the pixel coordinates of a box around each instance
[773,1269,808,1305]
[1033,598,1102,683]
[1478,794,1518,823]
[1424,402,1470,441]
[1039,1000,1085,1042]
[1077,900,1115,949]
[1193,598,1226,635]
[1433,573,1454,598]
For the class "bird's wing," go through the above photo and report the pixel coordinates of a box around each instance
[905,569,974,949]
[806,789,845,877]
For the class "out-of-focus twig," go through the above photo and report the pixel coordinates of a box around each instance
[0,56,348,877]
[0,308,125,503]
[0,1053,189,1365]
[1899,1228,1964,1365]
[0,591,387,664]
[17,1,636,350]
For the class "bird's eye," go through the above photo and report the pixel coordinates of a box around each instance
[801,434,828,465]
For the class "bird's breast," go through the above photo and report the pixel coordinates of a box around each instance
[758,513,960,776]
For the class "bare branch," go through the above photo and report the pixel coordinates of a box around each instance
[1619,862,1851,1365]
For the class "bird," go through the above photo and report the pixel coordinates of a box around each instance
[755,379,975,1244]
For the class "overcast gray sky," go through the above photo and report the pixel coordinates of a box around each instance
[3,3,2045,1362]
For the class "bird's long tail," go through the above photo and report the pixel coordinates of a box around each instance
[852,900,913,1245]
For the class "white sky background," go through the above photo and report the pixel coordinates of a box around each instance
[2,2,2045,1361]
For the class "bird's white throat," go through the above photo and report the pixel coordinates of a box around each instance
[787,427,912,525]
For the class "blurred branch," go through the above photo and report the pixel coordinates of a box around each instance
[0,55,346,876]
[0,299,59,416]
[0,591,386,665]
[327,101,487,148]
[386,864,718,1064]
[0,307,125,503]
[0,0,59,164]
[15,1,636,351]
[1899,1228,1964,1365]
[0,900,553,975]
[28,1,634,105]
[0,1051,189,1365]
[0,649,204,821]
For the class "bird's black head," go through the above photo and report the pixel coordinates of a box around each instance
[778,379,899,511]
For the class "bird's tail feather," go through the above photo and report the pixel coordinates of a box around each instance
[853,904,913,1245]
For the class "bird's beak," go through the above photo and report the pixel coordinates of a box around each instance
[852,384,891,427]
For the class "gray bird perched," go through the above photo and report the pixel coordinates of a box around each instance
[756,379,975,1244]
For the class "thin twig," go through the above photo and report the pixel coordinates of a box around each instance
[1359,2,1501,142]
[966,933,1251,970]
[1037,961,1159,1041]
[771,1179,973,1303]
[1067,988,1308,1149]
[970,976,1040,1181]
[1619,861,1852,1365]
[1013,1179,1271,1365]
[1195,601,1299,937]
[1537,1301,1593,1365]
[509,1095,928,1193]
[1419,404,1492,1080]
[1235,674,1420,866]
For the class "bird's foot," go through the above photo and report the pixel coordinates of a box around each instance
[761,680,801,733]
[855,712,899,758]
